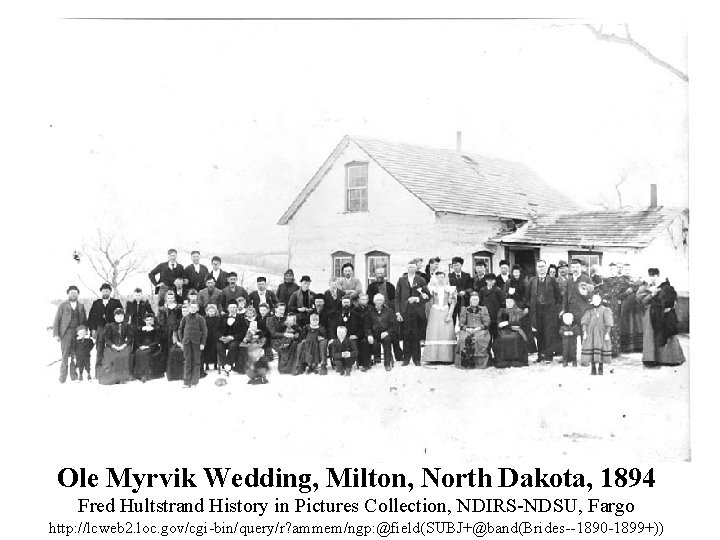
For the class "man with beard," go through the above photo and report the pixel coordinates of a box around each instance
[353,293,372,369]
[395,260,430,366]
[219,272,250,313]
[365,293,397,371]
[198,275,222,316]
[367,267,403,361]
[276,269,300,306]
[216,300,248,373]
[184,250,209,292]
[562,259,594,325]
[329,296,362,371]
[310,296,330,331]
[87,283,123,371]
[526,261,563,362]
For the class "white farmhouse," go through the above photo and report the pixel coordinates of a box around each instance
[277,134,579,288]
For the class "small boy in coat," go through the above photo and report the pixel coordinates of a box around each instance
[178,301,207,388]
[75,325,95,381]
[559,312,581,367]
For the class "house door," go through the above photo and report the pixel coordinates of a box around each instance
[509,248,538,277]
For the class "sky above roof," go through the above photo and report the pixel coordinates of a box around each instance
[35,18,687,292]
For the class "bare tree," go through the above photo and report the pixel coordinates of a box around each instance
[585,24,688,82]
[79,228,145,297]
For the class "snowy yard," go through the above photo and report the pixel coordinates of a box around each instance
[38,319,690,464]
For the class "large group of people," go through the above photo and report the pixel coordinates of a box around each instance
[52,249,686,387]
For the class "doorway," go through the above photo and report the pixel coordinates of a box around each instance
[508,248,539,277]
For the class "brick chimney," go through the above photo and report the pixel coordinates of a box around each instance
[650,183,658,208]
[456,131,462,154]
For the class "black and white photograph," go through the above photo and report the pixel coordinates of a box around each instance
[6,2,716,538]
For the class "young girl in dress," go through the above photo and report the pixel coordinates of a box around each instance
[581,293,614,375]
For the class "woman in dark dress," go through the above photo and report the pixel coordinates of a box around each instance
[638,273,686,367]
[323,279,343,320]
[97,308,133,385]
[133,313,164,382]
[494,297,530,367]
[618,264,644,353]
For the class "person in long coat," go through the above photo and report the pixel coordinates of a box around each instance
[601,263,622,358]
[526,261,562,361]
[395,261,430,366]
[202,304,222,372]
[494,297,530,368]
[637,271,686,367]
[449,256,474,325]
[53,285,88,383]
[276,314,302,374]
[216,300,248,373]
[479,273,506,360]
[287,276,315,327]
[295,313,328,375]
[618,264,644,353]
[455,292,491,369]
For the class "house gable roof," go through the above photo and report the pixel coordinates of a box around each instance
[278,135,580,225]
[492,207,688,249]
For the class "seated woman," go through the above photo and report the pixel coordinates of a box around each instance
[296,312,328,375]
[454,292,491,369]
[493,297,530,368]
[97,308,134,385]
[276,313,302,374]
[133,313,164,382]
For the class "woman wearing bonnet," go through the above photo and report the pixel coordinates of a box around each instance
[422,269,457,364]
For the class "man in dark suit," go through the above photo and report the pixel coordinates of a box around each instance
[87,283,123,370]
[449,256,474,324]
[148,248,185,305]
[288,275,315,327]
[395,260,430,366]
[366,266,403,362]
[53,285,88,383]
[249,276,278,312]
[365,293,397,371]
[177,301,207,388]
[525,260,563,361]
[209,256,229,290]
[184,250,209,292]
[125,288,154,330]
[563,258,595,324]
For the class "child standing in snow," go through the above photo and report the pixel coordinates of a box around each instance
[559,312,581,367]
[75,326,94,381]
[581,293,614,375]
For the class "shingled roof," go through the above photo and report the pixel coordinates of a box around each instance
[492,207,687,248]
[277,135,580,225]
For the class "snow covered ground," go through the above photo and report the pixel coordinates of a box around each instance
[38,308,690,464]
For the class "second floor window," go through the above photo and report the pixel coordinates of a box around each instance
[346,163,368,212]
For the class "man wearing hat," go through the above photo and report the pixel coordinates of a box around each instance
[148,249,185,306]
[250,276,278,313]
[288,275,315,327]
[87,283,123,370]
[276,269,300,306]
[219,271,250,313]
[53,285,88,383]
[449,256,474,325]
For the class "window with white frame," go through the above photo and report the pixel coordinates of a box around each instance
[345,162,368,212]
[568,251,603,271]
[366,251,390,286]
[331,251,354,279]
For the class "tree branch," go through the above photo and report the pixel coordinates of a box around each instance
[585,24,688,82]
